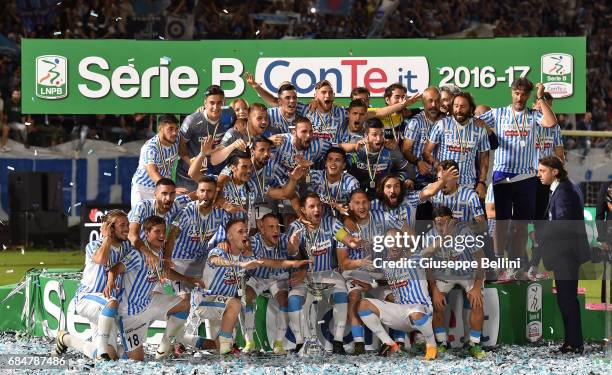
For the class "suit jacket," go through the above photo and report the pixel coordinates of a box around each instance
[540,179,591,271]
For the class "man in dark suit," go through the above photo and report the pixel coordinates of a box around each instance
[537,155,590,354]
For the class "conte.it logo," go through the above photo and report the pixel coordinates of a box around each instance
[541,53,573,99]
[35,55,68,99]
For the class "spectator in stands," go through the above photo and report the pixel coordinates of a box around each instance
[1,88,33,151]
[576,112,593,162]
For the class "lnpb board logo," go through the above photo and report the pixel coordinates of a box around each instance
[36,55,68,99]
[541,53,573,99]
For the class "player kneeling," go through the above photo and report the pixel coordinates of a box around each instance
[427,206,486,359]
[54,210,131,361]
[107,215,205,361]
[357,228,437,360]
[193,219,308,354]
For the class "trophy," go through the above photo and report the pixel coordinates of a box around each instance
[300,238,335,357]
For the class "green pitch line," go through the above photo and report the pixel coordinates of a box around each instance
[0,250,84,285]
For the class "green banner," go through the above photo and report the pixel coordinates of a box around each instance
[21,37,586,114]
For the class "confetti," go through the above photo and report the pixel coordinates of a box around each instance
[223,9,229,14]
[56,1,62,5]
[128,63,134,67]
[255,29,260,36]
[117,139,123,146]
[128,58,135,62]
[501,290,508,295]
[39,262,44,265]
[53,31,62,36]
[74,202,81,207]
[34,149,37,156]
[87,149,94,155]
[259,52,263,56]
[2,244,6,250]
[549,326,554,334]
[159,35,165,40]
[348,49,353,56]
[25,122,31,126]
[69,181,74,187]
[115,17,122,21]
[7,166,15,171]
[90,10,98,17]
[104,172,112,177]
[409,19,414,24]
[6,269,13,273]
[94,134,100,139]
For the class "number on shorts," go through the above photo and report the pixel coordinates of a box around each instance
[127,334,140,348]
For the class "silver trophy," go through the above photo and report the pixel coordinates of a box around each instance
[301,272,334,357]
[300,238,335,357]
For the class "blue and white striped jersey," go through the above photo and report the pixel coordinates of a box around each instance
[272,133,332,185]
[220,159,280,204]
[170,202,230,260]
[370,190,421,229]
[382,255,431,306]
[131,135,180,188]
[221,179,257,225]
[479,106,544,174]
[534,124,563,159]
[203,247,248,297]
[267,104,307,135]
[76,239,131,300]
[299,105,347,141]
[427,223,479,277]
[127,196,191,238]
[249,233,290,280]
[308,170,360,217]
[403,111,438,162]
[339,210,400,261]
[118,246,164,316]
[287,216,342,272]
[335,119,364,144]
[485,183,495,237]
[428,117,490,185]
[429,185,485,223]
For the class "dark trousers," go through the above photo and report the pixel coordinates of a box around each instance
[554,259,583,348]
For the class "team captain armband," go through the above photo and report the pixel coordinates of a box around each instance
[335,227,349,242]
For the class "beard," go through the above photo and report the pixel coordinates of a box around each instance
[453,112,470,124]
[382,193,401,209]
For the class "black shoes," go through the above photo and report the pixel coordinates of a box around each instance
[353,342,365,355]
[551,343,584,355]
[332,340,346,355]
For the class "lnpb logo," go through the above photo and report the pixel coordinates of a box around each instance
[541,53,573,98]
[36,55,68,99]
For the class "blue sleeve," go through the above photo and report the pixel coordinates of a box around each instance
[121,249,143,273]
[127,202,145,224]
[428,121,443,144]
[478,110,496,128]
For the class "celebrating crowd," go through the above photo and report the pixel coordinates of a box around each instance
[50,71,592,363]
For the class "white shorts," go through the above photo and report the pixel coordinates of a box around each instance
[75,293,116,328]
[170,259,205,295]
[130,184,155,208]
[247,276,288,297]
[194,294,239,339]
[367,298,430,332]
[289,270,347,298]
[342,270,390,299]
[435,278,483,295]
[118,293,182,353]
